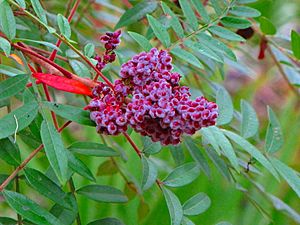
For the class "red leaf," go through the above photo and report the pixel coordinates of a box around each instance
[32,73,92,96]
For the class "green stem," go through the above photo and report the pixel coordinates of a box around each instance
[68,178,82,225]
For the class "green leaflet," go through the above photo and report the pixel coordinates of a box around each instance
[216,87,233,125]
[162,187,183,225]
[0,102,38,139]
[0,1,16,40]
[128,31,153,51]
[240,100,259,139]
[171,47,204,69]
[30,0,48,25]
[141,156,158,190]
[40,120,68,184]
[147,14,170,48]
[115,1,158,29]
[291,30,300,59]
[68,142,119,157]
[0,74,28,101]
[0,37,11,56]
[76,185,128,203]
[0,137,21,166]
[183,192,211,215]
[57,14,71,39]
[3,190,63,225]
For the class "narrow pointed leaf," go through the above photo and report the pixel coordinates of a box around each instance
[115,1,158,29]
[77,185,128,203]
[209,26,246,42]
[67,151,96,182]
[240,100,259,138]
[0,37,11,56]
[171,47,204,69]
[3,190,63,225]
[0,65,24,77]
[183,193,211,215]
[68,142,119,157]
[24,168,71,209]
[223,130,279,180]
[191,0,210,23]
[265,106,283,153]
[162,187,183,225]
[184,137,210,177]
[0,137,21,166]
[163,162,200,187]
[270,158,300,197]
[57,14,71,39]
[221,17,251,29]
[0,1,16,40]
[0,74,28,100]
[30,0,48,25]
[42,102,95,126]
[141,156,158,190]
[147,15,170,48]
[0,102,38,139]
[32,73,92,96]
[128,32,153,51]
[179,0,198,30]
[161,2,184,38]
[41,120,68,184]
[230,6,261,18]
[216,87,233,125]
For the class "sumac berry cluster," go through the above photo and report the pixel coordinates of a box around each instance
[87,47,218,145]
[95,30,121,70]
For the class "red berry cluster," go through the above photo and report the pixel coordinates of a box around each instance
[87,48,218,145]
[95,30,121,71]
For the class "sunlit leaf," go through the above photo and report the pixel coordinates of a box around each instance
[259,17,276,35]
[291,30,300,60]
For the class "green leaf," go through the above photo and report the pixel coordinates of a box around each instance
[15,0,26,8]
[221,16,251,29]
[147,15,170,48]
[0,137,20,166]
[77,185,128,203]
[230,6,261,18]
[216,222,233,225]
[24,168,71,209]
[265,106,283,153]
[0,102,38,139]
[170,145,185,166]
[0,37,11,56]
[84,43,95,58]
[143,136,162,155]
[67,151,96,182]
[70,60,91,78]
[57,14,71,39]
[197,33,236,61]
[0,1,16,40]
[161,2,184,38]
[0,64,24,77]
[259,17,276,35]
[184,137,210,177]
[201,127,221,155]
[190,0,210,23]
[183,192,211,215]
[291,30,300,60]
[128,31,153,51]
[184,40,223,63]
[208,126,239,171]
[0,217,17,225]
[3,190,63,225]
[216,87,233,125]
[162,187,183,225]
[209,26,246,42]
[240,100,259,138]
[141,156,158,190]
[68,142,119,157]
[115,1,158,29]
[179,0,198,30]
[42,102,95,126]
[50,193,78,225]
[171,47,204,69]
[163,162,200,187]
[222,130,279,180]
[270,158,300,198]
[30,0,48,25]
[0,74,28,100]
[15,38,62,52]
[41,120,68,184]
[87,218,125,225]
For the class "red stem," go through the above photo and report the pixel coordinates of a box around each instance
[122,132,142,158]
